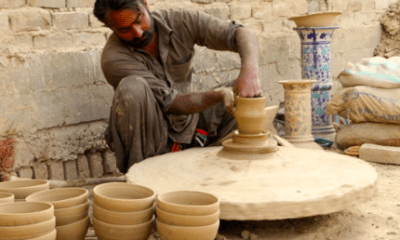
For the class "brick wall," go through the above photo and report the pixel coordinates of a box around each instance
[0,0,389,180]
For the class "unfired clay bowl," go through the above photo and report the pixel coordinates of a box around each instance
[93,182,155,212]
[26,187,89,208]
[55,214,89,240]
[93,215,155,240]
[25,229,57,240]
[156,219,220,240]
[288,12,342,27]
[54,199,90,226]
[0,192,14,204]
[0,180,49,200]
[0,202,54,226]
[0,216,55,239]
[93,202,155,225]
[156,206,219,227]
[156,191,219,216]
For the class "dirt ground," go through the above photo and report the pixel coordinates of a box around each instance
[84,156,400,240]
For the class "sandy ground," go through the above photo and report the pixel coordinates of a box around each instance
[84,157,400,240]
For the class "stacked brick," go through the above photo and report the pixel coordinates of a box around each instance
[0,0,391,180]
[16,149,118,180]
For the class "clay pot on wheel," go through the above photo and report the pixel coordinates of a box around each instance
[231,96,268,134]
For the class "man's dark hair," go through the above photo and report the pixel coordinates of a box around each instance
[93,0,144,24]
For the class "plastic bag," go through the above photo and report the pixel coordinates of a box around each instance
[338,56,400,89]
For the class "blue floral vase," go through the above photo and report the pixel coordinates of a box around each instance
[294,26,338,137]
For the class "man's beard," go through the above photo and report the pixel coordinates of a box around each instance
[118,10,155,49]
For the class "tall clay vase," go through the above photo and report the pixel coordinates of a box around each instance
[294,26,339,140]
[279,80,322,149]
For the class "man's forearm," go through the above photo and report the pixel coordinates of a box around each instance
[166,91,223,115]
[234,27,262,97]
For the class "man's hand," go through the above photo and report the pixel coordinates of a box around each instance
[234,27,262,98]
[213,87,235,114]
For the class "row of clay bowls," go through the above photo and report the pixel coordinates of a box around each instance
[156,191,220,240]
[0,202,56,239]
[0,179,49,201]
[92,182,156,240]
[26,187,90,240]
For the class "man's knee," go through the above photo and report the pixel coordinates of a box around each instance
[114,76,150,105]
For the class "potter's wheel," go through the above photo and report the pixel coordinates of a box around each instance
[126,144,377,220]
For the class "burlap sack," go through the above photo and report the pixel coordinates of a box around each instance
[336,122,400,149]
[327,86,400,124]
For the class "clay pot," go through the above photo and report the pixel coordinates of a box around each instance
[25,229,57,240]
[288,12,342,28]
[156,206,219,227]
[156,191,219,216]
[233,97,267,134]
[26,187,89,208]
[54,199,89,226]
[0,180,49,200]
[93,215,155,240]
[0,202,54,226]
[156,219,219,240]
[93,202,155,225]
[0,192,14,204]
[55,214,89,240]
[93,182,155,212]
[0,216,55,239]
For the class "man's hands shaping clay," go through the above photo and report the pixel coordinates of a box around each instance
[213,87,235,114]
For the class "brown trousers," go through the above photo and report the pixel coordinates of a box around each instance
[106,76,236,173]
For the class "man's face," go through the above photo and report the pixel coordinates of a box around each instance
[106,5,155,48]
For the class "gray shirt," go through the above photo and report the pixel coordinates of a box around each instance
[101,9,242,143]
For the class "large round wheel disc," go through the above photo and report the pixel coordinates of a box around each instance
[126,146,377,220]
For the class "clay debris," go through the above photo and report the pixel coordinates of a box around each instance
[374,0,400,57]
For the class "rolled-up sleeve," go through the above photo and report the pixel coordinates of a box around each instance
[176,10,243,52]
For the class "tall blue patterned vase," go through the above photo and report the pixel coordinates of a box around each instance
[294,27,338,138]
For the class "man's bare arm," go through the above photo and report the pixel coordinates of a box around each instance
[167,91,223,114]
[234,27,262,98]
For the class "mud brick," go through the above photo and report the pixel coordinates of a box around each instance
[87,152,104,178]
[33,163,48,180]
[77,154,91,179]
[48,161,65,180]
[64,160,78,181]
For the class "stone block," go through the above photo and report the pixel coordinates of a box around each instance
[0,0,26,8]
[102,150,117,174]
[204,3,230,21]
[87,152,104,178]
[64,160,78,181]
[66,0,95,7]
[348,1,362,12]
[230,4,252,20]
[362,0,376,11]
[27,0,66,8]
[215,50,241,70]
[0,12,10,32]
[72,32,107,48]
[215,0,230,2]
[17,167,33,179]
[77,154,91,179]
[33,32,73,49]
[192,0,213,3]
[53,12,89,30]
[331,1,348,12]
[359,144,400,165]
[89,13,104,28]
[48,161,65,180]
[33,162,48,179]
[252,3,272,19]
[192,45,218,72]
[375,0,391,9]
[9,9,51,32]
[272,2,293,17]
[242,19,263,33]
[293,0,308,15]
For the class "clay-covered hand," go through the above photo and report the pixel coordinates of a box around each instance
[234,68,262,98]
[213,87,235,113]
